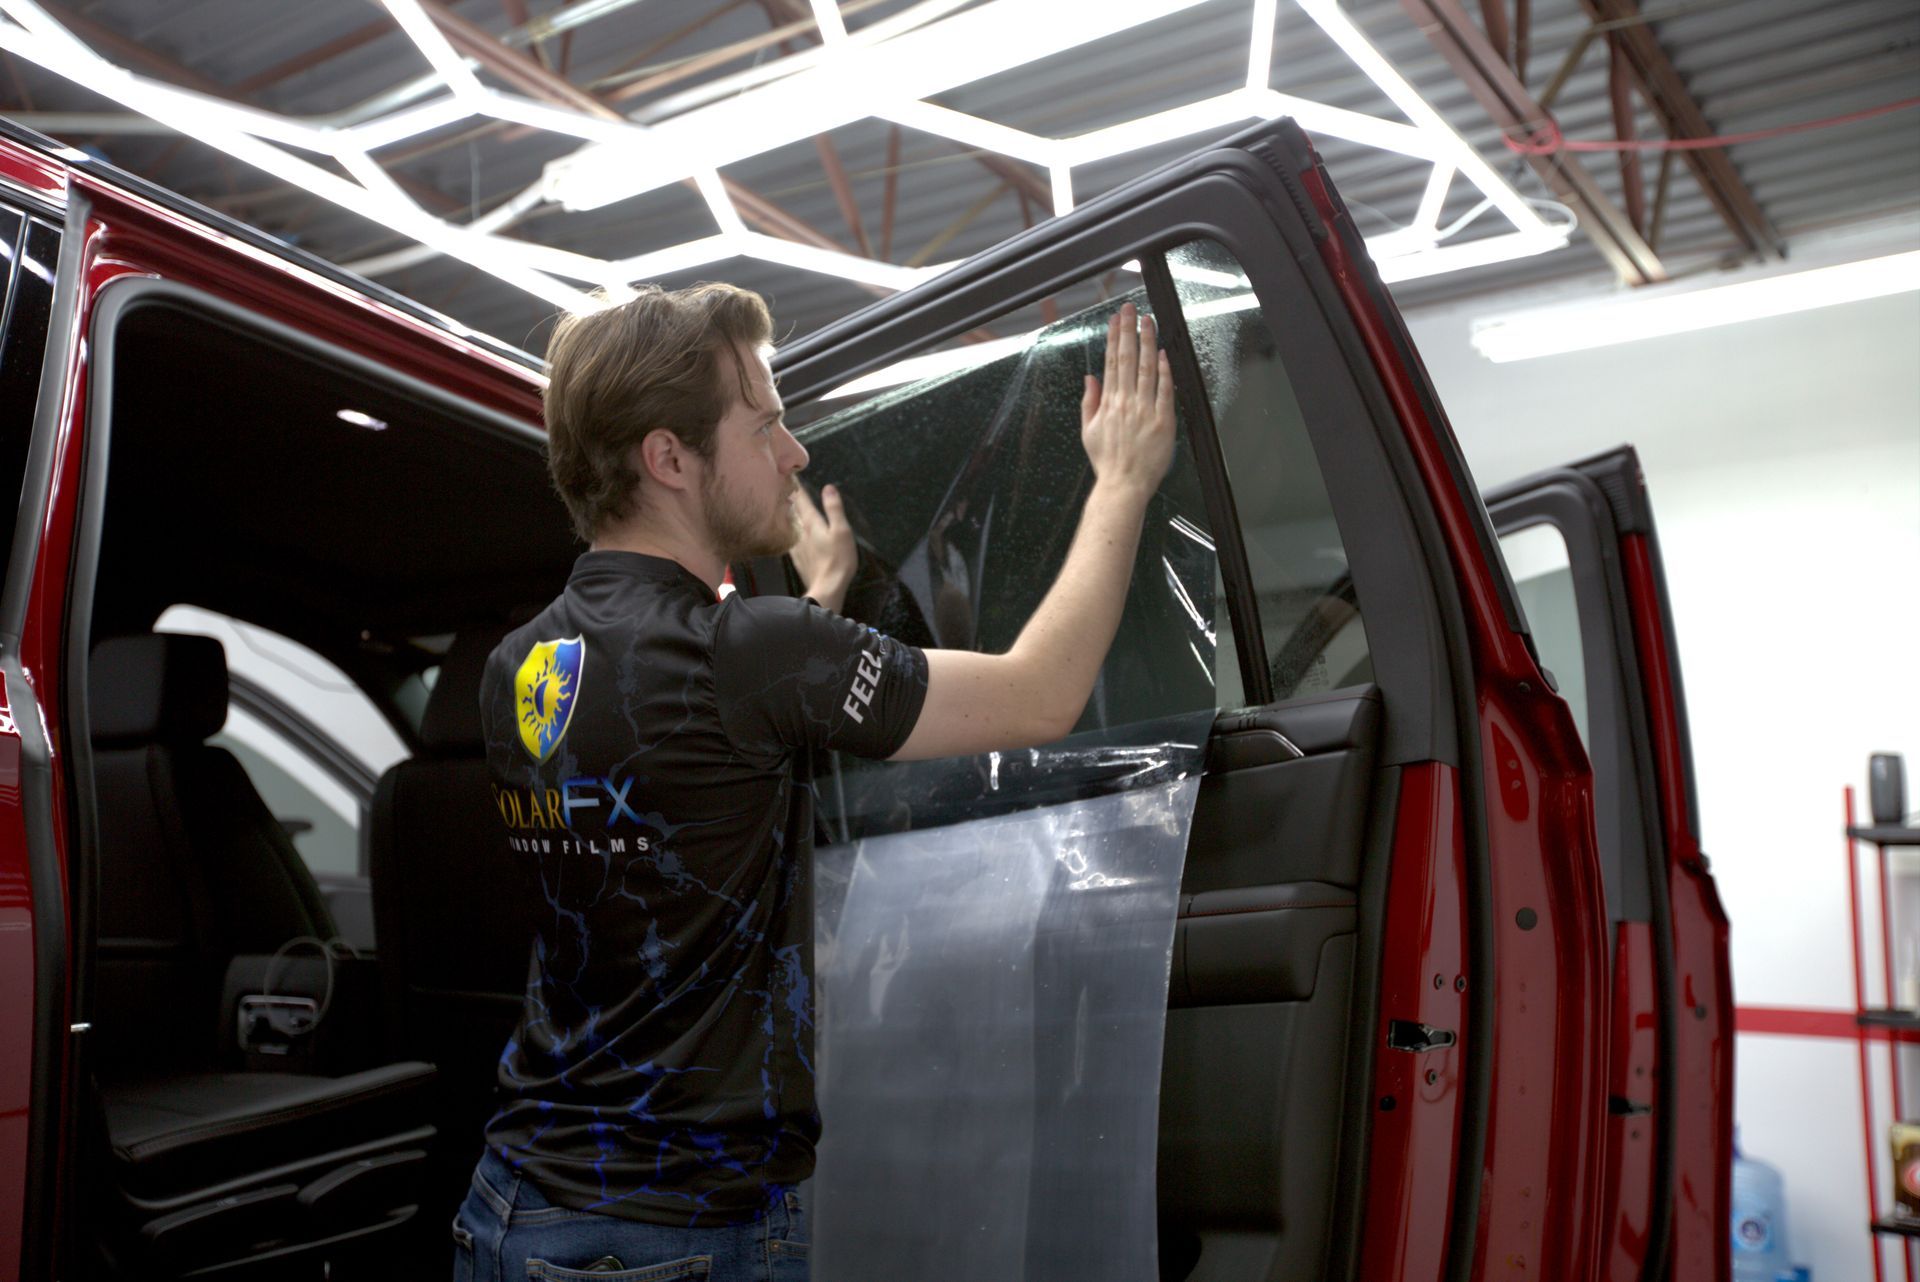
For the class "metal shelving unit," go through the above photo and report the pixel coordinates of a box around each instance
[1846,785,1920,1280]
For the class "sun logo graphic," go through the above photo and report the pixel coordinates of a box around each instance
[515,637,584,763]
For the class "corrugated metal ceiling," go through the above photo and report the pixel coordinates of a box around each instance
[3,0,1915,355]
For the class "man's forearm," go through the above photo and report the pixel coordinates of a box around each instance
[1007,478,1152,733]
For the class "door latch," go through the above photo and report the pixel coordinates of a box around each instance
[1387,1019,1457,1054]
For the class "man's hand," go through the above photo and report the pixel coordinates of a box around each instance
[791,483,857,613]
[1080,302,1177,498]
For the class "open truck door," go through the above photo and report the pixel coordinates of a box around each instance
[1488,446,1733,1282]
[767,116,1636,1281]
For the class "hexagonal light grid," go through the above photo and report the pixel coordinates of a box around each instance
[0,0,1568,328]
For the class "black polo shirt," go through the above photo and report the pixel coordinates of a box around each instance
[477,550,928,1226]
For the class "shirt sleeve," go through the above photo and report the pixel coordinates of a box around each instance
[713,593,929,759]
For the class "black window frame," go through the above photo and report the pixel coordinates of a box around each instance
[774,146,1454,769]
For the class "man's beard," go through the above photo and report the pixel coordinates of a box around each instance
[700,466,799,564]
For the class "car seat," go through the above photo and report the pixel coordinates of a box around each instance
[83,633,437,1279]
[368,623,531,1237]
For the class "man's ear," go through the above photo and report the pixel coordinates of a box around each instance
[637,428,697,493]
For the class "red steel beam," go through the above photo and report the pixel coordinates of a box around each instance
[1479,0,1511,66]
[1401,0,1666,284]
[879,124,901,261]
[815,134,874,258]
[1578,0,1784,259]
[1608,46,1646,236]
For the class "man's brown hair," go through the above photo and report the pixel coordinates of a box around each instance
[543,281,773,542]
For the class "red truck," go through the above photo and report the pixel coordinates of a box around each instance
[0,112,1731,1281]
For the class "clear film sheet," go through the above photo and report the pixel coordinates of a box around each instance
[793,287,1220,1280]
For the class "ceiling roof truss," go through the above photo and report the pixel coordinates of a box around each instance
[0,0,1569,332]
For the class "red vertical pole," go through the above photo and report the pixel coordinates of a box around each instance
[1853,786,1890,1282]
[1868,799,1920,1282]
[1885,829,1919,1282]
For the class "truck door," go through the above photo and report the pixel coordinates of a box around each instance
[0,175,81,1282]
[766,116,1610,1281]
[1488,446,1732,1282]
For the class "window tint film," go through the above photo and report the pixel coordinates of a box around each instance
[1500,521,1590,745]
[792,281,1225,836]
[796,285,1220,725]
[1166,238,1371,702]
[0,209,58,580]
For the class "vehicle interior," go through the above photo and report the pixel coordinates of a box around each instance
[67,284,575,1279]
[62,227,1448,1281]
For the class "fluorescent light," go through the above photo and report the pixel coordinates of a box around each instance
[336,408,389,430]
[1294,0,1547,235]
[477,92,639,145]
[694,169,745,236]
[810,0,847,41]
[1375,228,1568,284]
[1470,250,1920,362]
[1252,89,1434,159]
[1248,0,1277,90]
[1058,92,1267,167]
[342,95,474,151]
[380,0,483,100]
[878,102,1060,167]
[1413,163,1453,234]
[543,0,1212,211]
[0,20,607,314]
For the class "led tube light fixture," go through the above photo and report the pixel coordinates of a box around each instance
[1470,249,1920,362]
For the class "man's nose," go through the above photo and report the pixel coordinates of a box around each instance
[778,424,809,474]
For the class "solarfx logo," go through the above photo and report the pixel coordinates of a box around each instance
[491,776,655,856]
[515,636,583,763]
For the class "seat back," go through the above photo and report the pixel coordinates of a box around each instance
[90,633,336,1077]
[369,625,529,1212]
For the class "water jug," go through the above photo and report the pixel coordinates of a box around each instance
[1731,1128,1792,1282]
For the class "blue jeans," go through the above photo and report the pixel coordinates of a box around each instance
[451,1147,810,1281]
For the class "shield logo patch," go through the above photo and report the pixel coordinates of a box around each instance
[515,636,584,763]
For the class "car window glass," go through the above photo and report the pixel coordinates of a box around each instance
[155,604,404,876]
[791,275,1227,836]
[1499,521,1590,744]
[0,208,59,582]
[1166,238,1373,702]
[212,706,361,877]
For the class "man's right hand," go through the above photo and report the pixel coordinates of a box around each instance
[1079,301,1177,498]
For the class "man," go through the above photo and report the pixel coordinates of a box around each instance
[454,281,1174,1280]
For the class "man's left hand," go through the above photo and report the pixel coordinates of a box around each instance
[791,483,856,614]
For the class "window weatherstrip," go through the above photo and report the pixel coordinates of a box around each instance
[1139,251,1271,708]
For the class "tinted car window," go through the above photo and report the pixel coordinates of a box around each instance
[792,278,1227,834]
[0,207,59,577]
[1167,239,1372,701]
[797,285,1223,726]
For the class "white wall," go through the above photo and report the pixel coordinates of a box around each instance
[1403,275,1920,1282]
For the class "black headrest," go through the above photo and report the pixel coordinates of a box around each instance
[90,634,228,747]
[418,624,511,755]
